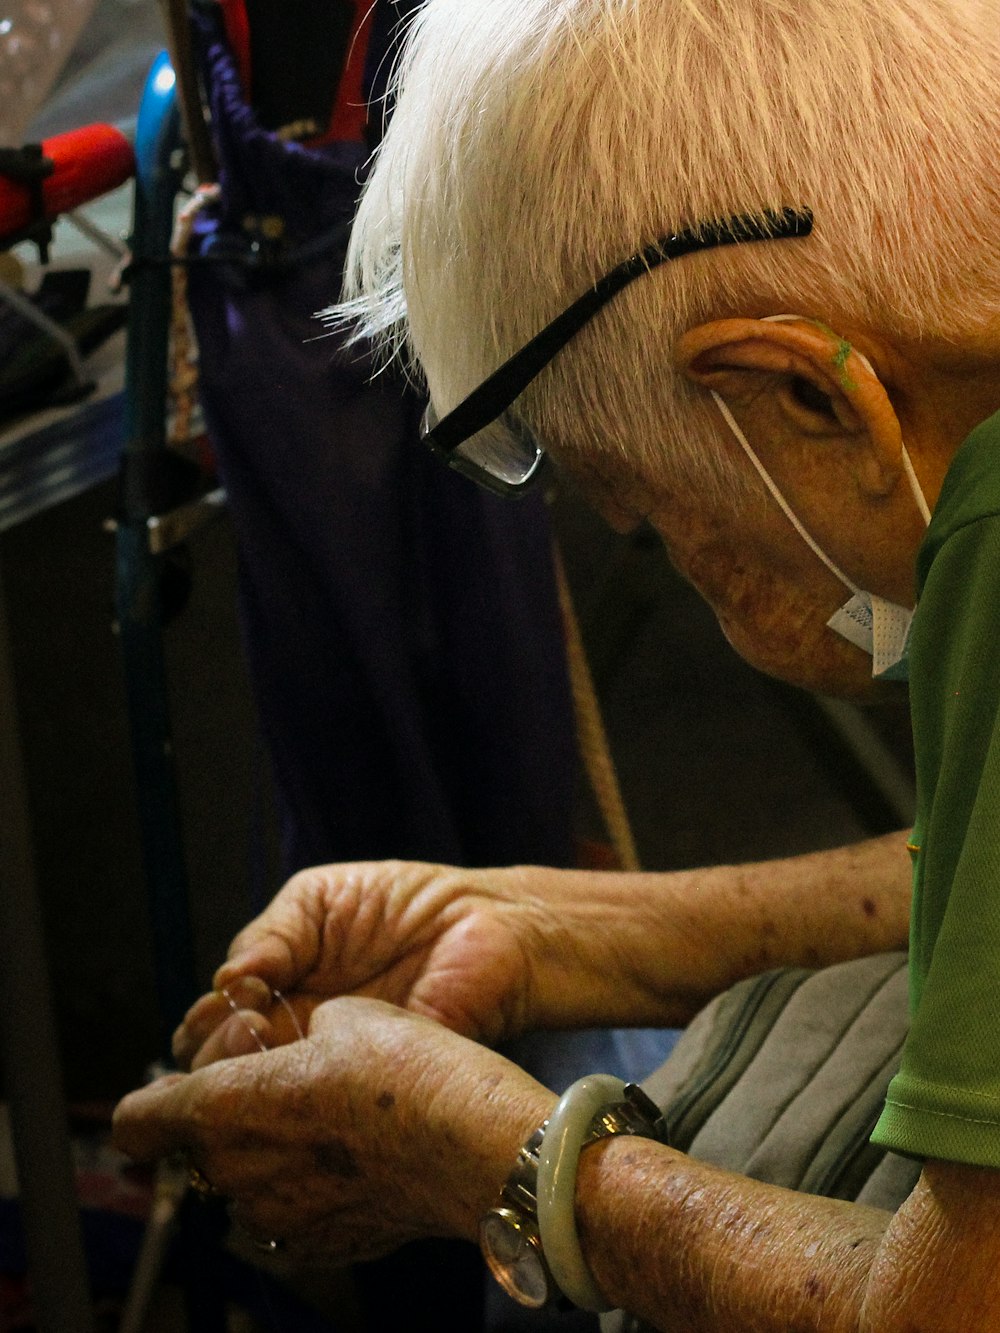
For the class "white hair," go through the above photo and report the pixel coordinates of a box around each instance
[338,0,1000,500]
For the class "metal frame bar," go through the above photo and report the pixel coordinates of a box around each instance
[115,51,199,1046]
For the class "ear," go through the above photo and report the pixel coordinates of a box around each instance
[675,317,905,500]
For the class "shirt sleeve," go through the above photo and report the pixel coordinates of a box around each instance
[873,510,1000,1167]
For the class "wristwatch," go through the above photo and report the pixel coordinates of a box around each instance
[479,1082,666,1308]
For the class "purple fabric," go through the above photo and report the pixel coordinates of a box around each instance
[187,14,578,886]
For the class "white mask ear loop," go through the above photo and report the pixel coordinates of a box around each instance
[709,390,863,596]
[833,339,932,528]
[900,447,932,526]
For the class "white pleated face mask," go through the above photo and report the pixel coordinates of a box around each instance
[709,316,931,680]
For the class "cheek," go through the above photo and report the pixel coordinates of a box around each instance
[549,444,665,535]
[708,579,822,678]
[718,596,884,700]
[668,531,879,698]
[714,603,815,679]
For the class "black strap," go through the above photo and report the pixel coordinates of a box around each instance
[0,145,56,261]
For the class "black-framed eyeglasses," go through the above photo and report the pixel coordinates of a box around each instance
[419,206,813,497]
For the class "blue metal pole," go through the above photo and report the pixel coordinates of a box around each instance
[116,56,234,1333]
[115,52,199,1044]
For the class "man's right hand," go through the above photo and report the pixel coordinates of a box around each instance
[172,859,614,1070]
[173,833,914,1073]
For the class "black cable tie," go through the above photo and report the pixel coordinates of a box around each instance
[0,145,56,262]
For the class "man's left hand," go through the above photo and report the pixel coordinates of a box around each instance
[113,997,554,1262]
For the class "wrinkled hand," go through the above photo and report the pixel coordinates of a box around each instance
[116,998,554,1262]
[173,860,576,1071]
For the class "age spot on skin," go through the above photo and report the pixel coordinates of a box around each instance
[314,1139,361,1179]
[861,897,878,918]
[376,1091,396,1111]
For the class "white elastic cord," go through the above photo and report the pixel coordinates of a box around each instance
[901,446,932,526]
[739,314,933,529]
[712,386,930,551]
[710,391,862,596]
[840,338,931,528]
[536,1073,625,1312]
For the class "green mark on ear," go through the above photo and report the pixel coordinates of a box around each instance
[831,338,858,392]
[812,320,858,392]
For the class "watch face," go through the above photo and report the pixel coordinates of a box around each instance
[480,1208,551,1308]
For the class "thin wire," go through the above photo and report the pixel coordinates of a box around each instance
[271,989,306,1040]
[214,983,305,1329]
[219,986,268,1053]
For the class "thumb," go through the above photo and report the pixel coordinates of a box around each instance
[113,1073,192,1162]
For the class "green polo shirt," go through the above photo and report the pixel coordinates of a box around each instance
[872,409,1000,1167]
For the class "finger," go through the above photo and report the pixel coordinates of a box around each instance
[221,975,274,1011]
[113,1074,195,1162]
[172,978,272,1069]
[189,1010,278,1071]
[214,929,301,993]
[214,869,340,992]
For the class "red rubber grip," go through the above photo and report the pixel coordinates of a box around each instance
[0,124,135,242]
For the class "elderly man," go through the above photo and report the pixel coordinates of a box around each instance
[115,0,1000,1327]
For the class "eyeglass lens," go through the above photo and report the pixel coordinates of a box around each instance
[422,403,544,488]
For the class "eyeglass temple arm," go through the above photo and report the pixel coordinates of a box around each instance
[428,206,813,454]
